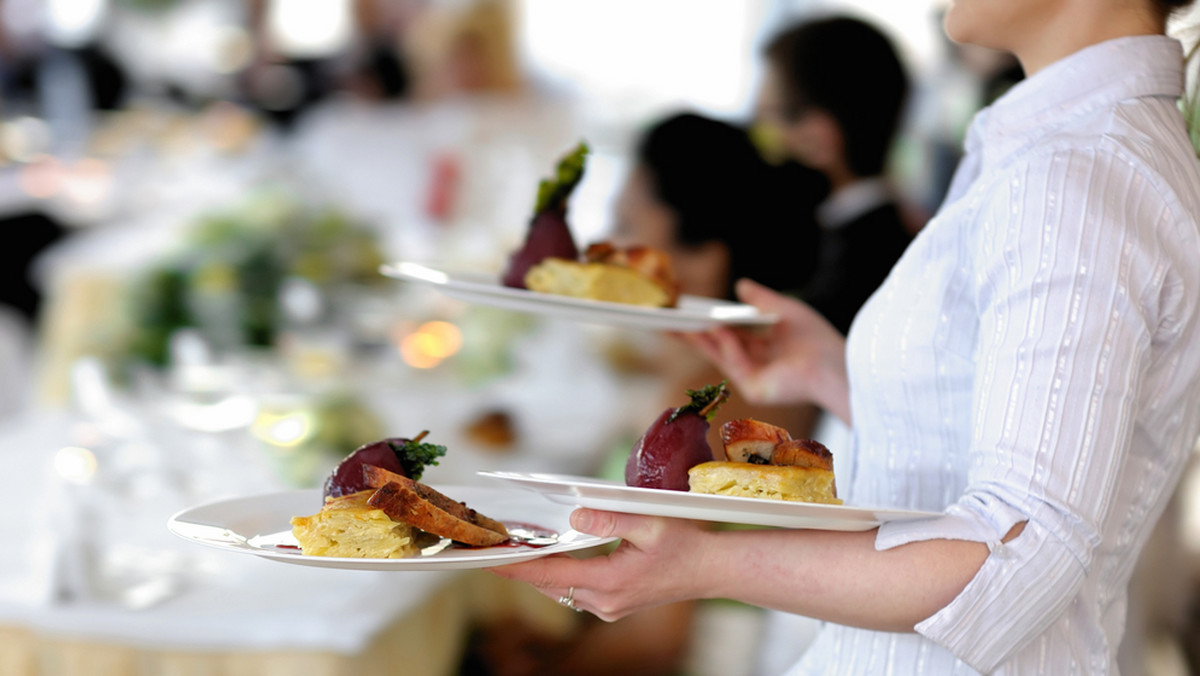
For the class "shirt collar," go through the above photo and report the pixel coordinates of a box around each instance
[816,177,892,229]
[971,35,1185,165]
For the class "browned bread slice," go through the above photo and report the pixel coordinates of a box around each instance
[720,418,792,463]
[366,475,509,547]
[362,463,409,489]
[770,438,834,471]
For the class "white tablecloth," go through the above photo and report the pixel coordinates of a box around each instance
[0,407,456,653]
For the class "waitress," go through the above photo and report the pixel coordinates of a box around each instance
[493,1,1200,673]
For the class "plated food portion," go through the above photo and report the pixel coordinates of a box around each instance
[168,486,616,571]
[524,242,680,308]
[478,472,936,531]
[624,381,841,505]
[479,381,928,530]
[169,431,618,569]
[169,383,931,571]
[501,142,681,310]
[290,382,847,555]
[382,141,767,330]
[290,433,512,559]
[689,421,840,505]
[381,262,773,331]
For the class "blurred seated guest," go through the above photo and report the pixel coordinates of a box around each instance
[241,0,421,130]
[613,110,830,444]
[336,0,422,101]
[403,0,525,100]
[461,112,827,676]
[756,14,914,337]
[615,111,827,301]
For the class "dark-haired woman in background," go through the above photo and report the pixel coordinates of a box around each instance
[613,110,830,448]
[458,112,826,676]
[615,110,828,302]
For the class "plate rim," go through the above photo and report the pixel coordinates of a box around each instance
[476,470,942,530]
[379,260,778,330]
[167,485,618,570]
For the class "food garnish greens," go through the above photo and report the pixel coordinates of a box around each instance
[668,380,731,424]
[534,141,590,215]
[390,434,446,481]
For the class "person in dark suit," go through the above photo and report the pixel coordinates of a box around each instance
[756,14,914,336]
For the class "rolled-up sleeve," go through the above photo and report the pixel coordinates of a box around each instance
[875,147,1171,671]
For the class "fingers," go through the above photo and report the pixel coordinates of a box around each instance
[734,277,785,309]
[488,552,589,587]
[680,327,751,371]
[488,514,708,623]
[488,559,593,615]
[570,508,668,543]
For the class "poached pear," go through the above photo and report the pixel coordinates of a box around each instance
[625,381,731,491]
[502,141,589,289]
[322,431,447,499]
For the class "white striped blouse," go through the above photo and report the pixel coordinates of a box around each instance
[790,35,1200,675]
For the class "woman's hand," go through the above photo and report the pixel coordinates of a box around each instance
[492,503,998,631]
[680,278,851,423]
[489,509,717,621]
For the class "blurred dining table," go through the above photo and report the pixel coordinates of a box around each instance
[0,297,657,675]
[0,84,682,675]
[0,189,662,675]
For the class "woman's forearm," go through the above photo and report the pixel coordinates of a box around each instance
[700,527,992,632]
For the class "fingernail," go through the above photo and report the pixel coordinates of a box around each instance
[571,509,593,533]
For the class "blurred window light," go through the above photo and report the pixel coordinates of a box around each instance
[103,0,247,99]
[1,118,53,163]
[45,0,109,48]
[398,320,463,369]
[517,0,769,121]
[516,0,943,128]
[252,409,316,448]
[266,0,355,59]
[55,446,98,485]
[417,321,464,358]
[762,0,942,71]
[169,395,258,433]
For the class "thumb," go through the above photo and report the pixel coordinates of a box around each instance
[571,508,661,542]
[734,278,786,310]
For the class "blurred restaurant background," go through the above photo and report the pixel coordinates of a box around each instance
[0,0,1198,675]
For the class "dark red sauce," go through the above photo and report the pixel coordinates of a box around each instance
[479,521,558,549]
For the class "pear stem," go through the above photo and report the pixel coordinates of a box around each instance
[698,387,730,420]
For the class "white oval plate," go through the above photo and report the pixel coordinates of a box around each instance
[478,471,940,531]
[167,485,616,571]
[380,261,777,332]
